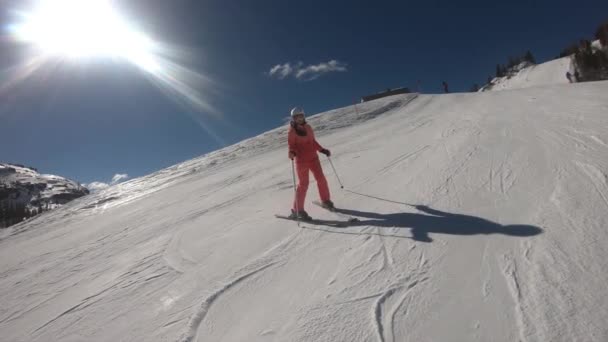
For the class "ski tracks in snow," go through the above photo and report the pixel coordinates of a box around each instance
[575,162,608,211]
[307,230,432,342]
[377,145,430,177]
[484,155,518,197]
[178,261,279,342]
[372,252,430,342]
[501,253,528,342]
[337,231,432,342]
[178,229,304,342]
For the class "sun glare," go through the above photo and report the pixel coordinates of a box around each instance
[11,0,159,71]
[3,0,221,129]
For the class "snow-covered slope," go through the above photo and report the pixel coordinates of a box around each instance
[2,82,608,342]
[0,164,89,228]
[481,57,573,92]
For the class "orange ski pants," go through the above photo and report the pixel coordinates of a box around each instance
[293,158,330,211]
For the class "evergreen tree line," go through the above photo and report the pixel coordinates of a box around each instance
[468,51,536,92]
[1,201,29,228]
[0,199,51,228]
[472,19,608,91]
[559,20,608,82]
[559,21,608,58]
[495,51,536,78]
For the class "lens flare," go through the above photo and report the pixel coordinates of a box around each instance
[11,0,159,68]
[2,0,222,129]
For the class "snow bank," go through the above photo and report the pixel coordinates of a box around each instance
[481,57,573,92]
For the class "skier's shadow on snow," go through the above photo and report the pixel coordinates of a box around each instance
[328,205,542,243]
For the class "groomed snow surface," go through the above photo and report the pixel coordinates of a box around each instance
[2,81,608,341]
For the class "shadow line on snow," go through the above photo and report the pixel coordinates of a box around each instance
[305,205,543,243]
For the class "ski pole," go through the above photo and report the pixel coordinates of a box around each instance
[327,156,344,189]
[291,159,300,226]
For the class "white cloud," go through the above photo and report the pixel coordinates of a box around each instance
[295,60,348,81]
[267,60,347,81]
[111,174,129,184]
[85,182,110,192]
[268,63,294,80]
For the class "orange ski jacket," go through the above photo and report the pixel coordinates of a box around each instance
[288,124,323,163]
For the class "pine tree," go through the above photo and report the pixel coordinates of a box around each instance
[596,21,608,46]
[560,43,579,57]
[525,50,536,64]
[508,56,516,69]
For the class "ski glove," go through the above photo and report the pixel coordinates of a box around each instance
[320,148,331,157]
[288,151,296,160]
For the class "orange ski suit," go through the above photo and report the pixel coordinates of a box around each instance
[288,123,330,211]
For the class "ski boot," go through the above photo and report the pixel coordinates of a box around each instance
[289,209,312,221]
[320,200,335,211]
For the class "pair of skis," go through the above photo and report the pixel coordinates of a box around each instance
[275,201,359,227]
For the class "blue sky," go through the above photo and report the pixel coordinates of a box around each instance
[1,0,606,185]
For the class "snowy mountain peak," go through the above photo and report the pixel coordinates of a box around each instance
[0,163,89,228]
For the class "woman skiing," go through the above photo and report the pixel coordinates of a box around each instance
[287,107,334,220]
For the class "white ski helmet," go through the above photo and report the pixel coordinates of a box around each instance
[290,107,305,117]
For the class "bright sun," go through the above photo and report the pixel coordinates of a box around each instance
[11,0,160,72]
[4,0,221,131]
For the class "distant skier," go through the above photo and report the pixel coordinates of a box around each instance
[566,71,573,83]
[287,107,334,220]
[442,81,449,93]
